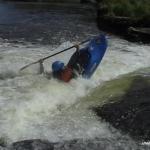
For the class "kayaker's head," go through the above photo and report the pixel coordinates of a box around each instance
[52,61,64,72]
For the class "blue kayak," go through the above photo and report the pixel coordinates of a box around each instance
[69,34,108,78]
[52,34,107,81]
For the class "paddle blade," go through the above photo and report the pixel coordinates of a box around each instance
[19,61,43,75]
[20,61,39,71]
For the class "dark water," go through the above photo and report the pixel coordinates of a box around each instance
[0,2,98,45]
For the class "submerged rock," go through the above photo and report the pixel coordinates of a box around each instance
[93,75,150,141]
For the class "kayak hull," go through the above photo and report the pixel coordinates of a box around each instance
[81,34,107,78]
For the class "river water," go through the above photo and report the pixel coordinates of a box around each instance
[0,2,150,149]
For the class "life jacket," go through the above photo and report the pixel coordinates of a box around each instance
[60,67,73,82]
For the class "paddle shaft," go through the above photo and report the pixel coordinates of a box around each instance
[20,39,90,71]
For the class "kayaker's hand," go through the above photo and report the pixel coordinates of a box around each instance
[74,44,79,51]
[39,59,44,64]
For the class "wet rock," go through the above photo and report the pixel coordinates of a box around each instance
[97,8,150,43]
[11,139,54,150]
[97,15,137,36]
[93,76,150,141]
[127,27,150,43]
[97,15,136,31]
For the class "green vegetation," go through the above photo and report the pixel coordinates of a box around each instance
[98,0,150,19]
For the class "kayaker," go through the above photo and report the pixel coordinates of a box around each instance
[20,34,107,81]
[52,61,73,82]
[39,45,90,82]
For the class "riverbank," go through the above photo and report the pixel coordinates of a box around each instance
[97,0,150,43]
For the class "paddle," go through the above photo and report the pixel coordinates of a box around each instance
[19,39,90,71]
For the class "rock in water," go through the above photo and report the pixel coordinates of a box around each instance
[93,75,150,141]
[11,139,54,150]
[127,27,150,43]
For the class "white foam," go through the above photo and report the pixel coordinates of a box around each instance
[142,141,150,146]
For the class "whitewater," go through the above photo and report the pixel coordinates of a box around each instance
[0,35,150,143]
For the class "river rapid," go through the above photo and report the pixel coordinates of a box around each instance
[0,2,150,149]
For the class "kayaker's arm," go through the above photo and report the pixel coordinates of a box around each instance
[39,59,44,74]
